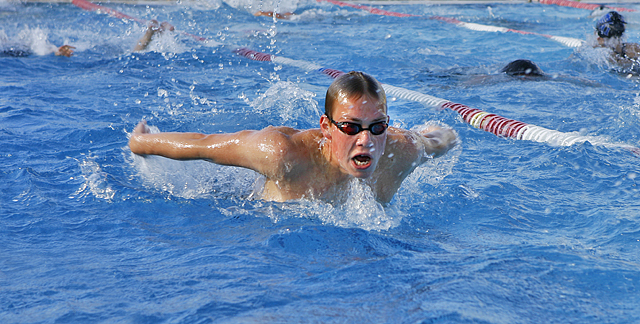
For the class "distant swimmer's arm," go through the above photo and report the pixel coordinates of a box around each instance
[134,20,174,52]
[129,121,290,177]
[623,42,640,61]
[54,45,75,57]
[254,11,294,19]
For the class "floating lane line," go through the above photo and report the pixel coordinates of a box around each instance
[317,0,585,48]
[71,0,639,155]
[71,0,146,23]
[537,0,636,13]
[427,15,584,48]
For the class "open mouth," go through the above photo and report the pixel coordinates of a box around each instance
[352,154,372,168]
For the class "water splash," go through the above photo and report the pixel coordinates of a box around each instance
[178,0,223,10]
[138,26,190,55]
[259,178,404,231]
[223,0,300,15]
[574,37,639,75]
[250,81,320,128]
[11,27,57,56]
[71,158,116,201]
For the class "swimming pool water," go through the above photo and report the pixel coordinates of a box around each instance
[1,0,640,323]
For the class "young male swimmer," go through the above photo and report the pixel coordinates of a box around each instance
[129,71,457,204]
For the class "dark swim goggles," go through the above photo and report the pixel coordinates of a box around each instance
[328,116,389,136]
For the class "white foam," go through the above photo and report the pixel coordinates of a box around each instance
[71,159,116,201]
[250,81,321,127]
[223,0,300,15]
[574,37,621,72]
[278,179,404,231]
[139,27,190,55]
[179,0,223,10]
[16,27,57,56]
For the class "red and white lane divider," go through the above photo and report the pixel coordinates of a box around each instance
[72,0,639,155]
[317,0,585,48]
[537,0,636,13]
[428,15,583,48]
[235,48,639,154]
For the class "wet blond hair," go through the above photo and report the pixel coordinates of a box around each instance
[324,71,387,119]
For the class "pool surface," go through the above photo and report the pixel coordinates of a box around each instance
[2,0,640,322]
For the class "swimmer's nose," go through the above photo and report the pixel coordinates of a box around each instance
[356,129,374,147]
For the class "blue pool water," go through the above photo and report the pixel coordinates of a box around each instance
[2,0,640,322]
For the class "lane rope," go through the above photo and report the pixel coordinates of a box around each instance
[72,0,639,155]
[537,0,636,13]
[317,0,585,48]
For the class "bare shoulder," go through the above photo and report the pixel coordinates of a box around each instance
[256,126,321,148]
[384,125,457,162]
[249,126,323,177]
[384,127,424,162]
[262,125,300,136]
[386,127,422,150]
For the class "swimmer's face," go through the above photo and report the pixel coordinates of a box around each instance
[321,93,388,178]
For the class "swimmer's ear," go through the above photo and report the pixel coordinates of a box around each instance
[320,115,332,140]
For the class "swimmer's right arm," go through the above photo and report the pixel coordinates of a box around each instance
[129,121,289,176]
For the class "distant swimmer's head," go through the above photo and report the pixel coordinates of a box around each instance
[596,11,626,38]
[501,59,544,77]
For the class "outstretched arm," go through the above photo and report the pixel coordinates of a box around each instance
[129,121,290,177]
[134,20,175,52]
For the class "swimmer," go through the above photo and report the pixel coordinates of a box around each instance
[133,20,175,52]
[594,11,640,69]
[0,31,74,57]
[454,59,601,87]
[129,71,457,204]
[451,59,547,86]
[254,11,294,20]
[1,44,74,57]
[501,59,545,77]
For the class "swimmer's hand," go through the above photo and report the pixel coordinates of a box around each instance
[55,45,75,57]
[159,22,175,32]
[133,120,151,134]
[130,121,153,157]
[418,125,457,158]
[148,20,175,33]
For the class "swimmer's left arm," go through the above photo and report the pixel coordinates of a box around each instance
[416,126,457,159]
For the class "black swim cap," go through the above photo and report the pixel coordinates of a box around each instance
[596,11,626,38]
[501,59,544,76]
